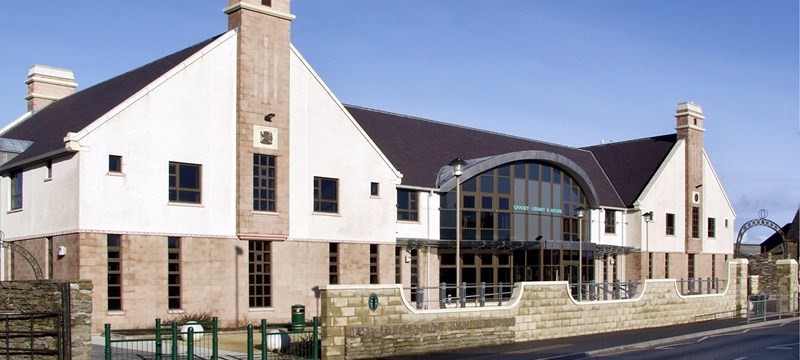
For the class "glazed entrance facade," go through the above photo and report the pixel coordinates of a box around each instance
[438,160,594,287]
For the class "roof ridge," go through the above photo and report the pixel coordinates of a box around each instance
[344,104,592,153]
[582,133,676,149]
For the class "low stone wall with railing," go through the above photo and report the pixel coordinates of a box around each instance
[320,260,766,359]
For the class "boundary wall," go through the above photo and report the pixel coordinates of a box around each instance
[320,259,760,359]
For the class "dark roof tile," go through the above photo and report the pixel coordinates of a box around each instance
[0,35,221,172]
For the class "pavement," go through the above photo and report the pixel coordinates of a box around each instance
[391,317,800,359]
[91,316,799,359]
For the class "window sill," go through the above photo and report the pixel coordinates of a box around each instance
[167,309,185,314]
[313,211,340,217]
[107,171,124,177]
[248,307,275,313]
[6,209,22,214]
[397,220,420,224]
[43,178,52,182]
[168,202,204,208]
[107,310,126,316]
[253,210,280,216]
[370,195,381,199]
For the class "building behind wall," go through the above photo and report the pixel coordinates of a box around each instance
[0,0,734,330]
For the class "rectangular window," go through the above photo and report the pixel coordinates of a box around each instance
[370,244,379,284]
[10,171,22,210]
[329,243,339,285]
[707,218,716,238]
[604,211,616,234]
[46,237,53,279]
[711,254,716,283]
[688,254,696,279]
[45,160,53,179]
[169,162,202,204]
[168,237,181,310]
[666,213,675,235]
[665,253,670,279]
[691,207,700,238]
[253,154,276,212]
[107,234,122,311]
[648,253,653,279]
[397,189,419,221]
[370,182,379,197]
[109,155,122,173]
[248,240,271,307]
[313,177,338,213]
[394,247,401,284]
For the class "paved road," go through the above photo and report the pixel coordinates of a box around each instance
[392,318,799,360]
[597,319,799,359]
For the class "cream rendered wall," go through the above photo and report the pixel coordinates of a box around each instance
[396,190,441,241]
[1,154,79,238]
[635,141,687,253]
[595,209,623,247]
[288,46,401,244]
[700,151,735,254]
[71,33,238,237]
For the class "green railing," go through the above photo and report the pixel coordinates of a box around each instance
[104,317,319,359]
[249,317,319,360]
[104,317,218,359]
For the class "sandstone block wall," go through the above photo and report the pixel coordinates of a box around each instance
[321,260,755,360]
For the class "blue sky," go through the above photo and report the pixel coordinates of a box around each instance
[0,1,797,242]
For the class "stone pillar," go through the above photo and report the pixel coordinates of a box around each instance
[776,259,798,313]
[729,259,749,318]
[748,275,760,295]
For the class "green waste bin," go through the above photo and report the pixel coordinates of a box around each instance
[291,305,305,331]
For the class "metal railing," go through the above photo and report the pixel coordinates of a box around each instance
[1,311,61,358]
[408,282,517,309]
[569,280,639,301]
[104,318,218,359]
[247,317,319,359]
[747,293,800,324]
[104,317,320,359]
[677,277,726,295]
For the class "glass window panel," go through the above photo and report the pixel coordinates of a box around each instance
[529,164,539,180]
[462,229,476,240]
[441,210,456,227]
[498,177,511,194]
[480,211,494,229]
[480,175,494,193]
[527,179,539,207]
[441,192,456,209]
[498,197,509,210]
[514,164,526,179]
[513,214,526,240]
[528,215,540,240]
[514,178,526,206]
[541,165,551,182]
[463,195,475,209]
[481,196,493,209]
[541,216,552,240]
[497,213,511,229]
[462,211,477,228]
[554,169,561,184]
[462,178,476,192]
[497,165,510,177]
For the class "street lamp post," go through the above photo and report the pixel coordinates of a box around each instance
[643,211,653,279]
[576,207,586,299]
[448,158,468,303]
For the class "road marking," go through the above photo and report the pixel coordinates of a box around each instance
[536,352,587,360]
[766,342,799,350]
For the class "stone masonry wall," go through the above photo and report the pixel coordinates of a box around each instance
[0,280,93,359]
[320,259,754,360]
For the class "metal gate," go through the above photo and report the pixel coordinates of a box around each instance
[0,283,71,359]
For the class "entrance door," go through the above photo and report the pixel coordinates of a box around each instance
[563,261,579,283]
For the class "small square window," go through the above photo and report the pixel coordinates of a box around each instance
[370,182,379,196]
[109,155,122,173]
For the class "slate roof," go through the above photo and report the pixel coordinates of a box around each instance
[346,105,625,208]
[583,134,678,207]
[762,210,800,253]
[0,35,221,172]
[0,30,676,211]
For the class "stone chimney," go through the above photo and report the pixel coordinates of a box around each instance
[225,0,294,239]
[25,65,78,112]
[675,102,704,253]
